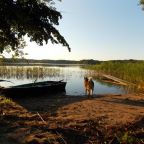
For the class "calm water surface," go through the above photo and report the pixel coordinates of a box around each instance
[0,66,127,96]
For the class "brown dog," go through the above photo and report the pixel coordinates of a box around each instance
[84,77,94,96]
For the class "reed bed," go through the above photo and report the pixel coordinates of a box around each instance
[83,61,144,92]
[0,66,62,80]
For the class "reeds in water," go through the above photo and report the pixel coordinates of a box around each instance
[0,66,61,80]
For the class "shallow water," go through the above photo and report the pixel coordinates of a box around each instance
[0,65,127,95]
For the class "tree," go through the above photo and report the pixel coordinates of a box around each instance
[0,0,70,57]
[140,0,144,10]
[140,0,144,5]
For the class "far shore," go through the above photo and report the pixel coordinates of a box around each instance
[0,62,85,66]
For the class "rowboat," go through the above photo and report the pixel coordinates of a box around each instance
[0,80,66,96]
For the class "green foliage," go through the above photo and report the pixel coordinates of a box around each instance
[120,132,135,144]
[0,0,70,57]
[0,96,12,106]
[140,0,144,6]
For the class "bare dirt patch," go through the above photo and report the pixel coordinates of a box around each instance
[0,93,144,144]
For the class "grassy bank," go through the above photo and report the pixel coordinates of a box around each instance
[83,61,144,90]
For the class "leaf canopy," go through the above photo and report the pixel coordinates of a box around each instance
[0,0,70,57]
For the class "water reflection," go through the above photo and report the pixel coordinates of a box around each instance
[0,66,127,95]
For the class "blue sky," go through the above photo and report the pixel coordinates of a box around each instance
[24,0,144,60]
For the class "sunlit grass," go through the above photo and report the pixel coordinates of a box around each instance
[82,61,144,92]
[0,96,12,105]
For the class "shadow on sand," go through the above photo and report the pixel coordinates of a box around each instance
[8,92,88,113]
[1,93,100,144]
[102,97,144,107]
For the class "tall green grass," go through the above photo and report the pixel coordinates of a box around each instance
[83,61,144,86]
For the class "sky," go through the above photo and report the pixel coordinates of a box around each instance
[23,0,144,60]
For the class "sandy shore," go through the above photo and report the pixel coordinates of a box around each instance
[0,93,144,143]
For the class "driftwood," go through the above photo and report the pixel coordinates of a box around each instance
[36,112,47,124]
[102,74,135,86]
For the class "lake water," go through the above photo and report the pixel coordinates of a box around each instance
[0,65,127,96]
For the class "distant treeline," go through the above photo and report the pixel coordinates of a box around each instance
[0,58,100,65]
[0,58,143,66]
